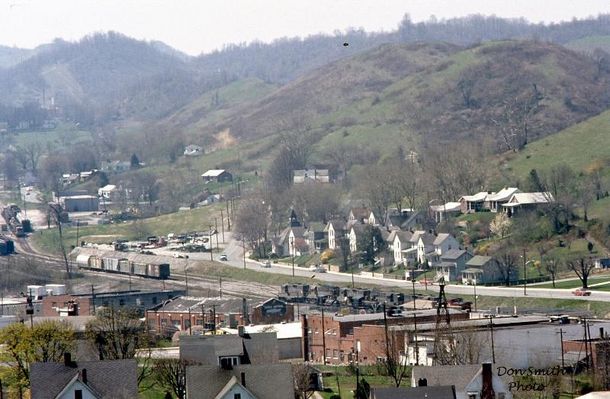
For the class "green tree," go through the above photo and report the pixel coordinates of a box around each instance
[0,320,74,388]
[356,225,386,265]
[130,153,141,169]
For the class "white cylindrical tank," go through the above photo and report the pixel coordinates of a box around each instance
[44,284,66,296]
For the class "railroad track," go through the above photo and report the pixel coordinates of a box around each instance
[7,235,276,300]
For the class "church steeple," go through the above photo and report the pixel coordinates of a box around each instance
[289,208,301,227]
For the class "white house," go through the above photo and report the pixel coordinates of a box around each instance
[416,232,436,264]
[391,231,413,266]
[429,201,462,223]
[412,363,512,399]
[325,220,346,250]
[502,192,554,216]
[97,184,117,200]
[486,187,520,212]
[184,144,203,156]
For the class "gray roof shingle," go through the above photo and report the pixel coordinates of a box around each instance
[186,363,295,399]
[30,359,137,399]
[371,385,457,399]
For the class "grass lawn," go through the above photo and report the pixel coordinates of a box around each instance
[504,109,610,179]
[534,276,610,289]
[318,365,407,399]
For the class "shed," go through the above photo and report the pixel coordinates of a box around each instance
[201,169,233,183]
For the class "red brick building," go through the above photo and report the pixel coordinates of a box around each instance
[303,309,469,365]
[146,297,294,336]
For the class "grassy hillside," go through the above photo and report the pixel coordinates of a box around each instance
[566,35,610,53]
[163,41,610,162]
[502,109,610,179]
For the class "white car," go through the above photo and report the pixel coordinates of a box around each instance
[262,261,272,268]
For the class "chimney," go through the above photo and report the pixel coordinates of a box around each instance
[242,298,249,325]
[81,368,87,384]
[481,363,495,399]
[63,352,72,367]
[240,372,246,387]
[601,327,605,339]
[238,325,245,337]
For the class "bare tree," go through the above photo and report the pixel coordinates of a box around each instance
[568,257,595,289]
[454,326,489,365]
[491,84,544,152]
[382,326,409,387]
[543,255,561,288]
[496,250,519,286]
[85,307,145,360]
[293,362,315,399]
[234,195,269,256]
[48,203,71,278]
[154,359,191,399]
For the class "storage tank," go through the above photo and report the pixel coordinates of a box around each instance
[45,284,66,296]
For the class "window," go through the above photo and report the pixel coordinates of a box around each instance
[468,394,477,399]
[234,394,241,399]
[74,390,83,399]
[119,299,125,306]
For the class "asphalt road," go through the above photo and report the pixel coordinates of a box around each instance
[177,232,610,303]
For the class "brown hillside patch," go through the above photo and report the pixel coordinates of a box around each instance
[213,128,238,150]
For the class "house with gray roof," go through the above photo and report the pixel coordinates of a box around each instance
[462,256,507,285]
[411,363,512,399]
[486,187,520,212]
[186,363,294,399]
[180,330,279,366]
[433,249,473,282]
[30,354,137,399]
[371,385,457,399]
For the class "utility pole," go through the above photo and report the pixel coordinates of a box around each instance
[473,278,478,313]
[559,328,565,368]
[523,248,527,296]
[413,313,419,365]
[220,210,225,243]
[219,277,222,298]
[226,200,231,230]
[242,237,247,269]
[411,265,417,311]
[321,309,327,365]
[209,225,214,261]
[212,305,216,335]
[188,307,192,335]
[184,266,189,296]
[201,305,206,333]
[215,218,219,250]
[291,236,295,277]
[91,285,95,315]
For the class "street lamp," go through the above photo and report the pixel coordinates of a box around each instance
[473,277,478,313]
[522,249,534,296]
[290,236,295,277]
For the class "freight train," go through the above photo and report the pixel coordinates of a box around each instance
[1,204,31,237]
[75,253,170,279]
[0,235,14,255]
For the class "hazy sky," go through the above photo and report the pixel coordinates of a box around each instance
[0,0,608,55]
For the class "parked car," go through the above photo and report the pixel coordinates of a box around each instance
[314,265,326,273]
[262,260,272,268]
[573,288,592,296]
[219,254,228,261]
